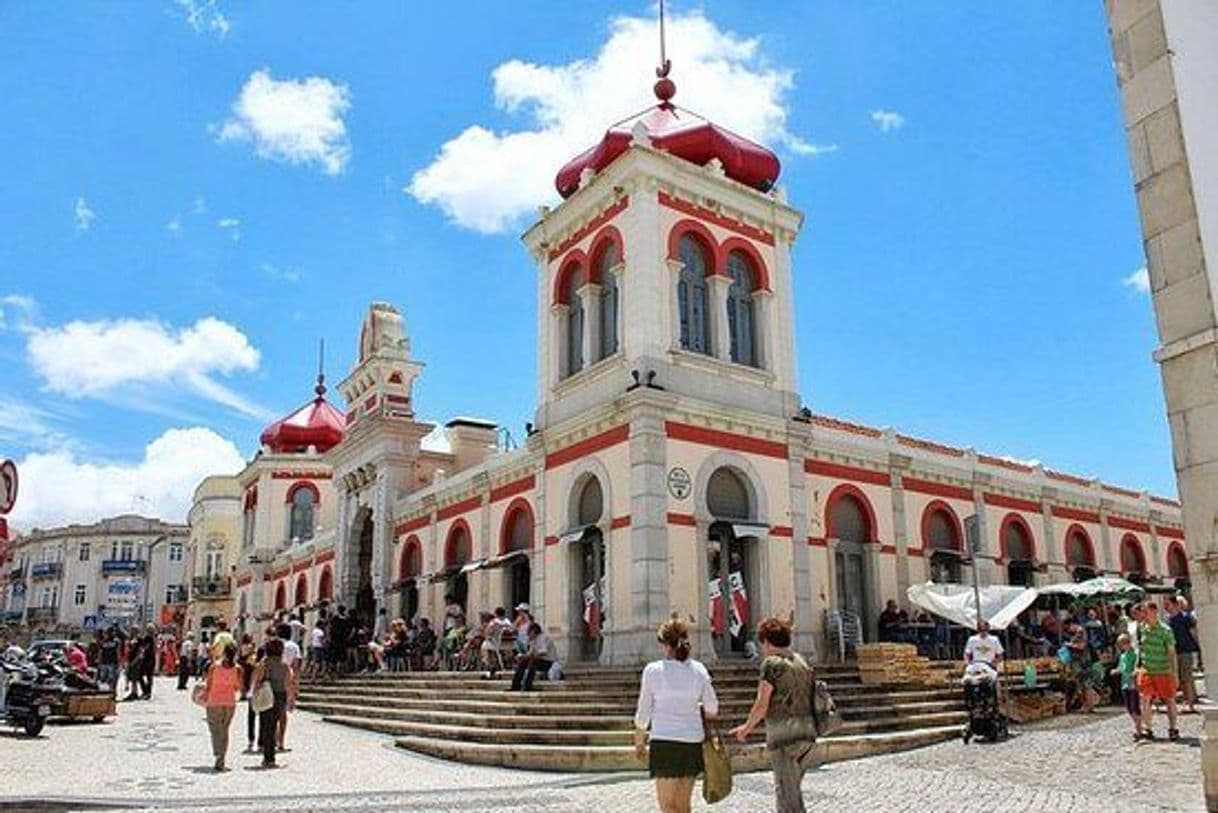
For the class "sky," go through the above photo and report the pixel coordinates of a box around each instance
[0,1,1170,530]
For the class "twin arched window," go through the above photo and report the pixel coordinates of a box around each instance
[563,265,585,378]
[677,235,711,355]
[726,251,758,368]
[559,241,621,380]
[598,242,620,360]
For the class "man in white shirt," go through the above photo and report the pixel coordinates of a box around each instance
[964,621,1004,668]
[510,622,555,691]
[277,629,302,752]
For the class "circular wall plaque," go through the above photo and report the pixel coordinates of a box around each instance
[667,467,692,500]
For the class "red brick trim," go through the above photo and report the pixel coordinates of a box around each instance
[292,559,311,574]
[907,547,925,557]
[385,394,410,405]
[658,190,775,246]
[610,515,631,530]
[544,535,559,546]
[808,537,827,547]
[490,475,536,504]
[437,495,482,522]
[364,395,378,411]
[271,471,332,480]
[548,196,630,262]
[984,493,1040,513]
[904,477,971,501]
[498,498,535,555]
[805,459,889,486]
[824,483,880,544]
[236,574,253,587]
[667,512,697,527]
[1050,506,1100,524]
[1108,516,1151,534]
[880,544,897,555]
[545,425,630,470]
[1157,525,1185,540]
[394,515,430,536]
[666,421,788,459]
[769,525,794,538]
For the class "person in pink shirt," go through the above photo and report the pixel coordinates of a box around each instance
[65,642,89,675]
[203,643,242,771]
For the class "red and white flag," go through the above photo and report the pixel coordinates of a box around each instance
[708,578,726,635]
[583,583,600,638]
[728,571,749,637]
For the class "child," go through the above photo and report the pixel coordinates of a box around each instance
[1111,633,1141,740]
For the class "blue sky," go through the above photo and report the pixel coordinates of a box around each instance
[0,2,1167,528]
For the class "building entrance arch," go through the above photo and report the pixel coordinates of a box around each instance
[703,466,761,659]
[352,508,375,627]
[825,485,878,639]
[568,473,606,662]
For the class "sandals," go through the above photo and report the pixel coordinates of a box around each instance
[1169,728,1180,742]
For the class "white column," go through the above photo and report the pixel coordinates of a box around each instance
[578,283,601,367]
[552,305,570,381]
[707,275,732,361]
[753,289,774,370]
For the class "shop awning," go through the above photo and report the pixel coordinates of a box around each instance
[460,558,487,574]
[558,526,595,545]
[484,550,528,569]
[731,522,771,539]
[906,582,1039,631]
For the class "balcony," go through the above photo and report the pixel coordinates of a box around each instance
[102,559,146,575]
[30,562,62,579]
[27,607,58,622]
[191,576,232,600]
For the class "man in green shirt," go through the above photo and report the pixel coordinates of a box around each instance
[1136,601,1179,741]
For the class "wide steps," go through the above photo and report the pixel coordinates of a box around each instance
[390,724,963,773]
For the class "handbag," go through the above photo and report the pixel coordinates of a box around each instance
[812,679,843,737]
[190,683,208,707]
[700,706,733,804]
[250,681,274,714]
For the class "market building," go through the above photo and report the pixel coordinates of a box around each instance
[182,475,242,641]
[1,515,187,634]
[226,70,1189,663]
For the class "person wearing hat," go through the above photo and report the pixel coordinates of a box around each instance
[513,604,533,657]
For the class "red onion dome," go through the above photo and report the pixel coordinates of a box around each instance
[259,377,345,454]
[555,101,781,198]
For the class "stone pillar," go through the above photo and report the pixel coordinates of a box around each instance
[370,471,388,617]
[1104,3,1218,806]
[971,471,994,585]
[578,283,601,367]
[1040,486,1062,578]
[753,289,775,371]
[788,431,816,656]
[1099,499,1116,575]
[624,404,672,664]
[530,455,547,628]
[707,275,732,362]
[888,453,913,606]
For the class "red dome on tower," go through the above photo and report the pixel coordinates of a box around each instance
[259,375,345,454]
[555,96,781,198]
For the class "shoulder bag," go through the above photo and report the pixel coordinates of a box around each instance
[812,678,843,737]
[250,680,274,714]
[700,706,733,804]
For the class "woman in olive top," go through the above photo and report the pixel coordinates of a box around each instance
[730,617,817,813]
[251,637,289,767]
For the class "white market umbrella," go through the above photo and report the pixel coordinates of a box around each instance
[1038,576,1145,602]
[906,582,1039,631]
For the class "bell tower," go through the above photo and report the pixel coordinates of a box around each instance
[522,58,804,432]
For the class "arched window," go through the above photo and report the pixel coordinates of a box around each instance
[288,484,316,542]
[707,468,751,520]
[562,265,585,378]
[294,575,308,607]
[242,487,257,548]
[1065,527,1095,569]
[318,566,333,601]
[500,502,534,554]
[1121,535,1147,575]
[274,582,286,611]
[924,506,960,551]
[1167,543,1189,579]
[576,477,604,527]
[400,538,422,581]
[597,242,620,360]
[1003,518,1034,561]
[677,235,711,355]
[828,490,872,543]
[726,251,758,367]
[445,523,472,569]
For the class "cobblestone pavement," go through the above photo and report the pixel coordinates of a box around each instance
[0,678,1205,812]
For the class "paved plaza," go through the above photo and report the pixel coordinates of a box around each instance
[0,678,1205,812]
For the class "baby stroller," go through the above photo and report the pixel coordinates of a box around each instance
[961,662,1008,743]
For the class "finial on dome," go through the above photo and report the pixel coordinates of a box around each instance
[653,0,676,105]
[315,338,327,398]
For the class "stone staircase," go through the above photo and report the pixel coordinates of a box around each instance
[296,660,966,772]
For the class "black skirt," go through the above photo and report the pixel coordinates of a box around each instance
[649,739,704,778]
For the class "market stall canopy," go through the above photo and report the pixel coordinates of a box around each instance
[1037,576,1145,602]
[906,582,1039,631]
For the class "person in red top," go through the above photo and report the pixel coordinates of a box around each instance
[65,641,89,675]
[203,643,243,771]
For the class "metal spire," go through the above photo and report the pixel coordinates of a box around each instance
[654,0,676,103]
[315,338,327,397]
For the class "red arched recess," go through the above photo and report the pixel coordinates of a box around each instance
[399,535,423,581]
[318,566,333,601]
[998,513,1037,563]
[445,519,474,569]
[499,498,535,555]
[720,237,771,291]
[1167,541,1190,578]
[919,500,964,552]
[588,225,625,283]
[824,483,878,543]
[274,581,287,611]
[1064,523,1096,568]
[285,481,321,504]
[1120,534,1148,574]
[667,219,721,272]
[294,574,308,606]
[552,249,588,306]
[244,487,258,510]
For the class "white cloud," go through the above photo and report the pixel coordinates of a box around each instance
[217,69,352,176]
[73,197,97,231]
[0,294,37,332]
[174,0,230,37]
[9,427,245,529]
[1123,266,1151,295]
[0,397,75,453]
[260,262,300,283]
[407,11,821,234]
[870,109,906,133]
[217,217,241,241]
[166,215,182,234]
[24,316,269,419]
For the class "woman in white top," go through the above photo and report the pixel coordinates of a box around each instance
[633,618,719,813]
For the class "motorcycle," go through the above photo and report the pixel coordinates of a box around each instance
[1,647,63,737]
